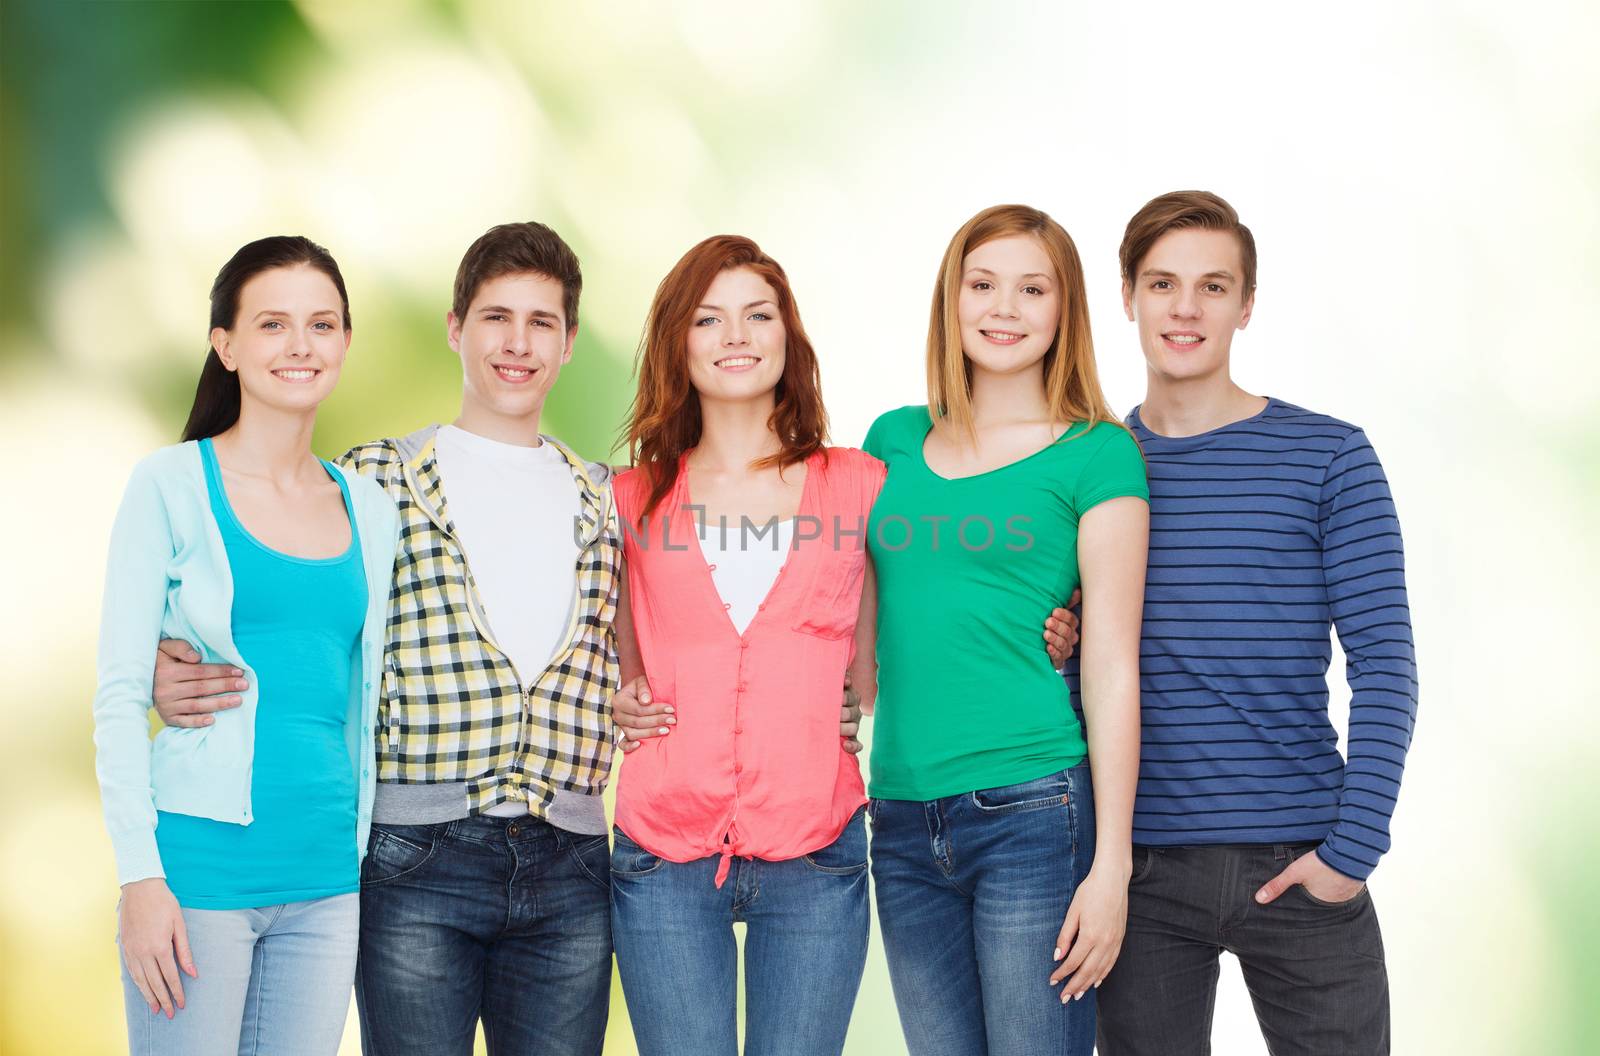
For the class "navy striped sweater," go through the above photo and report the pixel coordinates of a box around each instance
[1067,398,1417,880]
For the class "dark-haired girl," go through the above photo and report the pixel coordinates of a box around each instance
[92,237,398,1055]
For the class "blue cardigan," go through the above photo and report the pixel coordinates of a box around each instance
[93,441,400,886]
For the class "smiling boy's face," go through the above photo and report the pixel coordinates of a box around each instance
[447,271,574,426]
[1124,227,1254,383]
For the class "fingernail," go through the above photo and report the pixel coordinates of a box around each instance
[202,718,213,726]
[664,706,674,714]
[641,692,651,704]
[1053,947,1062,960]
[234,679,247,690]
[666,717,676,725]
[658,727,670,736]
[230,667,242,675]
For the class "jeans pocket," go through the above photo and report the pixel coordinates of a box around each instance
[970,770,1073,815]
[564,833,612,892]
[1290,882,1369,909]
[804,808,869,874]
[1129,846,1157,885]
[609,827,665,877]
[361,823,441,887]
[1284,846,1368,907]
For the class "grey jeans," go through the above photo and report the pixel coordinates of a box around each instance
[1097,843,1389,1056]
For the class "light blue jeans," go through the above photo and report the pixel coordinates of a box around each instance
[610,808,870,1056]
[120,892,358,1056]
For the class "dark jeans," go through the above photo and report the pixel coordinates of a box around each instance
[609,808,870,1056]
[870,763,1098,1056]
[1097,843,1390,1056]
[354,815,612,1056]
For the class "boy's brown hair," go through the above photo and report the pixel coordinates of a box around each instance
[1119,191,1256,296]
[452,221,583,328]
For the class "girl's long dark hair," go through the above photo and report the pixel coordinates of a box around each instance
[181,236,351,442]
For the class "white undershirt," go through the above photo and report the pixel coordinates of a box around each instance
[696,517,794,634]
[434,426,583,818]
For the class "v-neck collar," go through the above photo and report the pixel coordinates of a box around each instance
[674,449,822,641]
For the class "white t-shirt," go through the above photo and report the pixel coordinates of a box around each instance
[433,424,583,685]
[434,426,584,819]
[696,516,794,634]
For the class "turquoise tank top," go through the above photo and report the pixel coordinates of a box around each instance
[156,438,367,909]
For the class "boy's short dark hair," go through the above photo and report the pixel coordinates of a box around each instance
[452,221,582,328]
[1120,190,1257,297]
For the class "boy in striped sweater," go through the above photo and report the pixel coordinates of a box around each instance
[1059,191,1416,1055]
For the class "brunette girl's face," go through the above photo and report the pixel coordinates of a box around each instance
[212,264,349,415]
[685,266,787,405]
[956,234,1061,376]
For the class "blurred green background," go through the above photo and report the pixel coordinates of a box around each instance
[4,1,1596,1053]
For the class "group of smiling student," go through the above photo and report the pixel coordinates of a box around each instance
[94,190,1417,1056]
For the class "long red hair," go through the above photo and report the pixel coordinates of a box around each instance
[624,235,829,519]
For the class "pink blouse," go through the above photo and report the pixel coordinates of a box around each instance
[613,447,886,886]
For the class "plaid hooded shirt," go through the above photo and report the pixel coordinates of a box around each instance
[337,424,620,834]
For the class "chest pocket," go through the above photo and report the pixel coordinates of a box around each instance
[792,528,867,641]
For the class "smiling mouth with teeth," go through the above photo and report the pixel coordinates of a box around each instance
[493,365,534,381]
[979,329,1025,345]
[715,356,761,369]
[271,368,320,382]
[1162,333,1204,346]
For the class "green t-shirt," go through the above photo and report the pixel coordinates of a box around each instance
[861,405,1148,800]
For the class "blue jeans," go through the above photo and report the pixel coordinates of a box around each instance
[870,764,1098,1056]
[120,892,358,1056]
[610,808,870,1056]
[354,815,612,1056]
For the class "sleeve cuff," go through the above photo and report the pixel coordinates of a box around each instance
[1315,838,1376,882]
[110,828,165,888]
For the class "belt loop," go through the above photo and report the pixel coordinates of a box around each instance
[1273,843,1288,861]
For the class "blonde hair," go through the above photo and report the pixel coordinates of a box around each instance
[926,204,1118,441]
